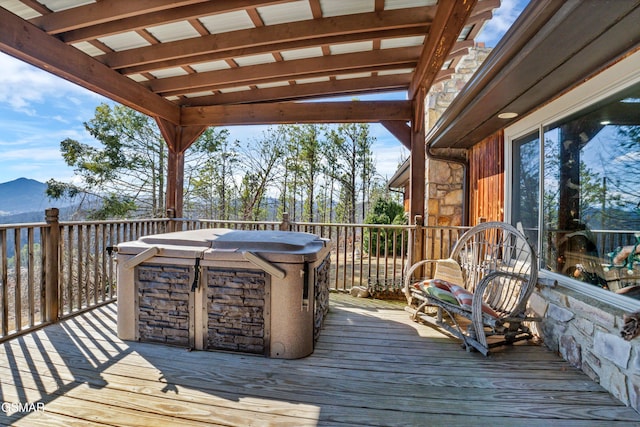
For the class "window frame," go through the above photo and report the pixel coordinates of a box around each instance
[504,49,640,312]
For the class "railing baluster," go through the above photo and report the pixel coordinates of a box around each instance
[349,227,355,289]
[66,226,73,314]
[13,228,21,332]
[366,227,372,289]
[108,223,115,300]
[334,226,341,291]
[39,225,46,324]
[1,229,7,337]
[358,225,364,288]
[93,224,99,306]
[27,227,35,328]
[342,225,348,291]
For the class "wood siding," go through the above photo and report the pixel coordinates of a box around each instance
[469,131,504,225]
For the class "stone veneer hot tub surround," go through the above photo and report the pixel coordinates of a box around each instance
[116,229,330,359]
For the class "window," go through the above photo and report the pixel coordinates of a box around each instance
[508,71,640,304]
[512,132,540,247]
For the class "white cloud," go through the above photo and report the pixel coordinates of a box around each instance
[224,125,273,143]
[372,140,408,179]
[0,53,104,114]
[1,146,63,161]
[476,0,529,47]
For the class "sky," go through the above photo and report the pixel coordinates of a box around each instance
[0,0,527,185]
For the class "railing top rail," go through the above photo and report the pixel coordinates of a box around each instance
[0,218,474,232]
[0,222,48,230]
[196,219,281,226]
[583,229,640,235]
[59,218,169,226]
[0,218,169,231]
[294,221,469,231]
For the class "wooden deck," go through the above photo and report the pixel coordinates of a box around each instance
[1,294,639,426]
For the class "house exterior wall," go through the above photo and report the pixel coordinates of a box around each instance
[500,49,640,413]
[424,45,492,226]
[425,155,464,226]
[468,131,504,224]
[425,46,492,129]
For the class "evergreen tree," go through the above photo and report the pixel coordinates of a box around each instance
[47,103,168,219]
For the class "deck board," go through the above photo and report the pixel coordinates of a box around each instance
[1,294,639,426]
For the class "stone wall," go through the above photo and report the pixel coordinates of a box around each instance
[207,268,266,354]
[137,264,191,346]
[425,157,465,227]
[422,46,490,227]
[425,46,492,130]
[530,284,640,412]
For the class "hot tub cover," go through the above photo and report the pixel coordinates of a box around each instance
[117,229,328,262]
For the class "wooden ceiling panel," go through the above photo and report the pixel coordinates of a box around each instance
[30,0,209,34]
[97,7,433,70]
[149,46,420,97]
[56,1,289,43]
[0,0,494,126]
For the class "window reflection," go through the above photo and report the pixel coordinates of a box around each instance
[512,132,539,247]
[513,82,640,298]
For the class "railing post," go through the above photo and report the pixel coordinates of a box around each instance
[410,215,425,278]
[44,208,60,323]
[279,212,291,231]
[166,208,176,233]
[411,215,424,264]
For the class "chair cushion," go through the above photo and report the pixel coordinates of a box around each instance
[433,258,465,287]
[420,281,459,306]
[449,284,499,318]
[413,278,499,319]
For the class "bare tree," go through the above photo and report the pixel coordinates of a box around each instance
[238,127,286,220]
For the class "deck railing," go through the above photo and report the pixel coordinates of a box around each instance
[0,210,468,342]
[0,209,170,342]
[193,217,467,294]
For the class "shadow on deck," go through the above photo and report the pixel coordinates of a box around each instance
[0,293,638,426]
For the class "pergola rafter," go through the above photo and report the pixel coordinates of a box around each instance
[0,0,492,219]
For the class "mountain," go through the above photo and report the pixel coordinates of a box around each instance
[0,178,53,216]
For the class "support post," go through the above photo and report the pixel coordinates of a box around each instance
[409,87,426,267]
[156,118,207,221]
[166,148,185,219]
[44,208,60,323]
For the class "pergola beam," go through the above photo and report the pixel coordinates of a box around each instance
[38,1,288,41]
[0,7,180,124]
[150,47,419,96]
[30,0,210,34]
[380,121,411,150]
[180,74,411,106]
[181,101,412,126]
[409,0,477,99]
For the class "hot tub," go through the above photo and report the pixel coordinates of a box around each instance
[116,229,330,359]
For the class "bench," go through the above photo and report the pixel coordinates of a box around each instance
[403,222,539,356]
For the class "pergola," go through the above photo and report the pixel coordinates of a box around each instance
[0,0,498,221]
